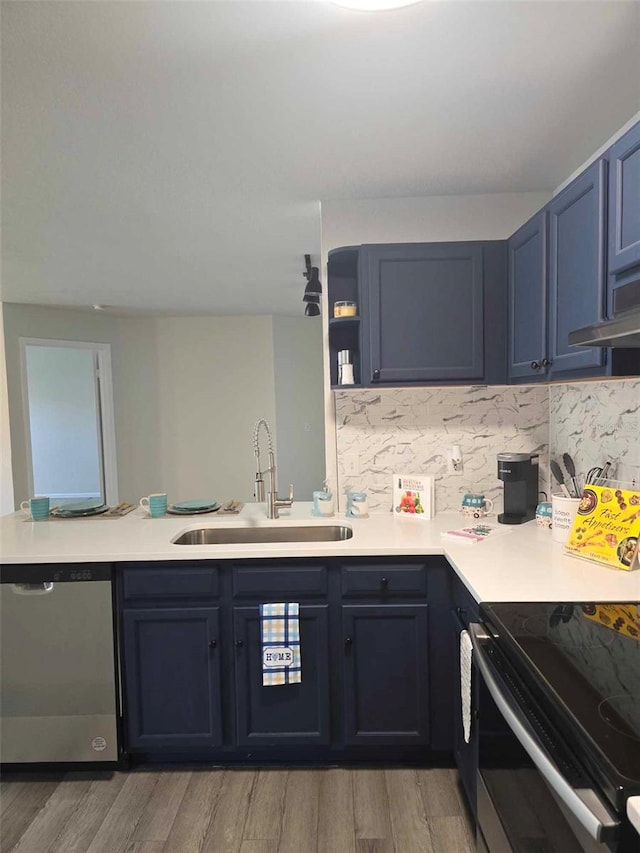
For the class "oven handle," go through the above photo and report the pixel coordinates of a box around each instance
[468,622,620,843]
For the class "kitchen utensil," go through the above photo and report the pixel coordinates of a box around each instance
[562,453,580,498]
[550,460,571,497]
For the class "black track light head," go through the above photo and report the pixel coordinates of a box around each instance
[305,302,320,317]
[303,291,320,304]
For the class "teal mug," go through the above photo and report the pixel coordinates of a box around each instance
[140,493,168,518]
[536,501,553,528]
[461,493,494,518]
[20,496,50,520]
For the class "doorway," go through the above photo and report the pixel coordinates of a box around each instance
[19,339,118,506]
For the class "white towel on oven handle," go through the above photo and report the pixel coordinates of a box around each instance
[460,629,473,744]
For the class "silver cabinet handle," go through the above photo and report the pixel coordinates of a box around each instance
[11,582,54,595]
[468,623,619,843]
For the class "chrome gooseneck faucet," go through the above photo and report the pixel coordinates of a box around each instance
[252,419,294,518]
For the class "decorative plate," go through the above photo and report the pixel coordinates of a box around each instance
[51,503,109,518]
[167,500,220,515]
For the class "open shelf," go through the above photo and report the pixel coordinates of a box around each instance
[329,316,360,328]
[328,246,363,388]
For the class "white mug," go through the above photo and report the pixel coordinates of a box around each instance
[551,494,580,543]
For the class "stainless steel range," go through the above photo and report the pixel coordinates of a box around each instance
[470,602,640,852]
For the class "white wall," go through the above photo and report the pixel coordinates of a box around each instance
[272,315,326,501]
[0,305,15,514]
[153,315,278,503]
[321,192,552,250]
[320,191,553,491]
[2,304,158,507]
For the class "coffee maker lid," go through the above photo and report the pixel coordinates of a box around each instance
[498,452,537,462]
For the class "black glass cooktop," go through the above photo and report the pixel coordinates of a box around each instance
[480,602,640,809]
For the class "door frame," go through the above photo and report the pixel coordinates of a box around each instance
[19,338,119,506]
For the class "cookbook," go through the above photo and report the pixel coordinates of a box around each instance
[565,484,640,571]
[393,473,434,520]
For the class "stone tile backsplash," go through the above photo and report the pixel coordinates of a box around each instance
[549,378,640,490]
[335,385,550,514]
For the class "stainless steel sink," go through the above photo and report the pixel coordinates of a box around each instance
[172,525,353,545]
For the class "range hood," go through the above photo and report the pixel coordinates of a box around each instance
[569,280,640,347]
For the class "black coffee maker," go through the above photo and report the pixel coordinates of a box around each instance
[497,452,539,524]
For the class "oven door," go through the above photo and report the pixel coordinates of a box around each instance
[468,623,623,853]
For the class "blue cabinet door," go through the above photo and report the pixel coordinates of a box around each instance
[508,211,547,380]
[547,160,606,374]
[364,243,484,383]
[342,604,429,746]
[233,605,330,746]
[123,608,222,749]
[608,121,640,278]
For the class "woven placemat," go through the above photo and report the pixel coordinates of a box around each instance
[141,500,245,519]
[24,503,137,521]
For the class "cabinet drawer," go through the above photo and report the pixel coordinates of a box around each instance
[232,564,327,598]
[122,565,219,601]
[341,564,427,597]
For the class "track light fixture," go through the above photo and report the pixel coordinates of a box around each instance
[303,254,322,315]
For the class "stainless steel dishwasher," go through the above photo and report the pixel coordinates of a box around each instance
[0,563,119,764]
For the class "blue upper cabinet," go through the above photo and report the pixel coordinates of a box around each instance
[509,161,608,381]
[363,242,486,384]
[508,211,547,381]
[608,121,640,282]
[547,160,606,374]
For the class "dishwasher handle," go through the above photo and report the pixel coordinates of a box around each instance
[10,582,55,595]
[468,622,619,844]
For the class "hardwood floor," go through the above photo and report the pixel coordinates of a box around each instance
[0,767,475,853]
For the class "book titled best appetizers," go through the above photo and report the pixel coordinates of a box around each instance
[565,484,640,571]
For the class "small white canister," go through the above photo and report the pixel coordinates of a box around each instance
[551,494,580,543]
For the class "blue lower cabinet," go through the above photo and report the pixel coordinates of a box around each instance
[233,605,330,746]
[120,559,453,759]
[123,608,222,749]
[342,604,430,746]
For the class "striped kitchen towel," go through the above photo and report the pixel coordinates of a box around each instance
[260,602,301,686]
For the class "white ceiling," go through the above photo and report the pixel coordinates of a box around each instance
[2,0,639,317]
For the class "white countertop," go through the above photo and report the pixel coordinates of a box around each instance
[1,503,639,603]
